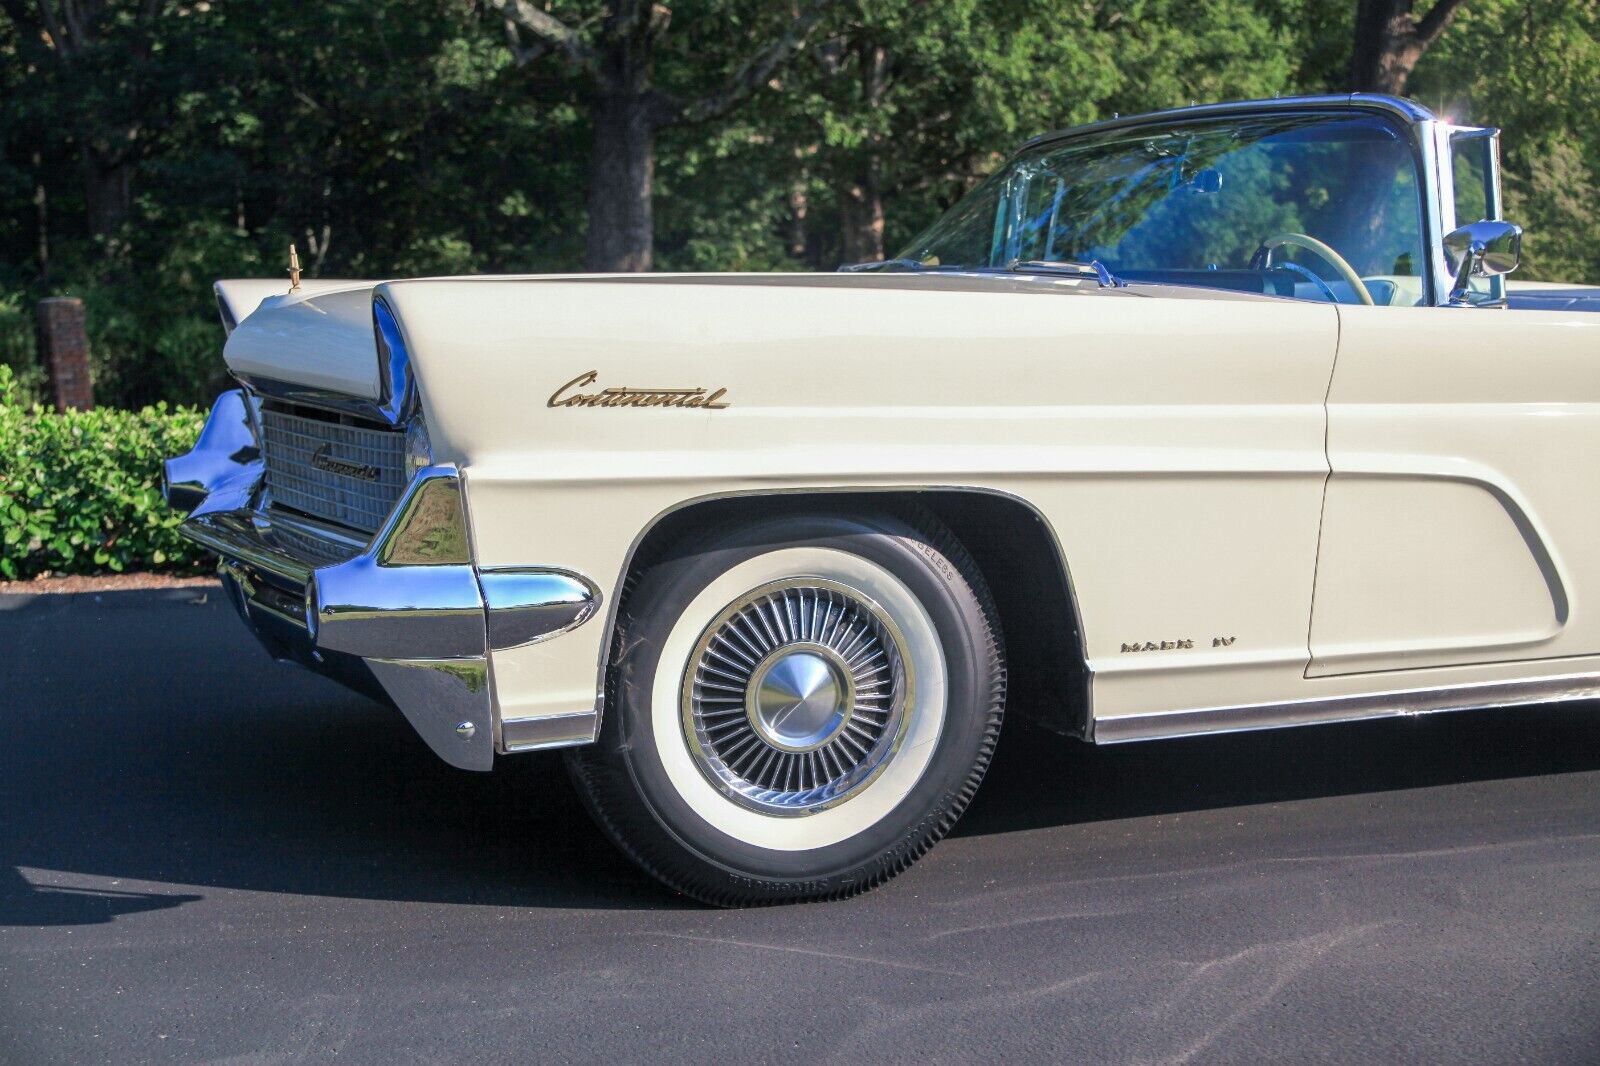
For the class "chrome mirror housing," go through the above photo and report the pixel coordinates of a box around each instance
[1445,220,1523,305]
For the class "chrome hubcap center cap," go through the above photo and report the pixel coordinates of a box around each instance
[747,648,850,752]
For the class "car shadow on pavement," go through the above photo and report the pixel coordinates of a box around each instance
[5,587,1600,922]
[0,867,201,927]
[1,588,679,923]
[955,698,1600,839]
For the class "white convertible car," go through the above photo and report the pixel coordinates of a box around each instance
[165,94,1600,904]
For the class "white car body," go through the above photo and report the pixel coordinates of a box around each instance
[164,94,1600,898]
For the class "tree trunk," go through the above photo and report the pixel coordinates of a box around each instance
[787,181,809,261]
[584,90,656,271]
[1350,0,1421,93]
[494,0,828,271]
[838,43,888,265]
[85,153,131,243]
[839,172,884,264]
[1349,0,1467,96]
[32,151,48,278]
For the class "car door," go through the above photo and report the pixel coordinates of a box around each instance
[1317,114,1600,670]
[1305,302,1600,675]
[1310,302,1600,677]
[1310,124,1600,677]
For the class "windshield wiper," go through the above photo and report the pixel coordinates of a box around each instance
[840,255,1126,289]
[837,258,943,273]
[1006,258,1126,288]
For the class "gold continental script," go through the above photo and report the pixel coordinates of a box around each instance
[548,371,730,410]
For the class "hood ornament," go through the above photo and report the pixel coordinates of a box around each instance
[288,244,302,293]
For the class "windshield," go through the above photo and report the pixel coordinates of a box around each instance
[894,112,1429,306]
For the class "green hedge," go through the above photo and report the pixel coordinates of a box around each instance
[0,365,208,579]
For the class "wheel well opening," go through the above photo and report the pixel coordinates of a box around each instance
[614,490,1090,739]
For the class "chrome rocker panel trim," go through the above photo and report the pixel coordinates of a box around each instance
[165,392,603,769]
[1091,671,1600,744]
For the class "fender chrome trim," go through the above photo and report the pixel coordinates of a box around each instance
[479,567,602,651]
[309,468,484,660]
[500,710,600,752]
[366,657,495,771]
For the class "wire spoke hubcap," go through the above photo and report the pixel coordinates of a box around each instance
[682,579,914,815]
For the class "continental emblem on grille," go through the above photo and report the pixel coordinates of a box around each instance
[310,443,380,482]
[548,370,730,410]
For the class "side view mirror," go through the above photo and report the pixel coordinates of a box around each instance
[1445,220,1522,306]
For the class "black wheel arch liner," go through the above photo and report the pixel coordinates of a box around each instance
[596,487,1092,741]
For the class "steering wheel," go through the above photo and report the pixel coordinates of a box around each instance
[1251,232,1376,306]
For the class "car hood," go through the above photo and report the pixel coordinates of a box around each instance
[216,270,1274,401]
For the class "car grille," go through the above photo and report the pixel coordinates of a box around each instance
[259,404,409,535]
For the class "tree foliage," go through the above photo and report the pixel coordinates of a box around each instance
[0,0,1596,407]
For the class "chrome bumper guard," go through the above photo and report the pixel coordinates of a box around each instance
[164,390,601,770]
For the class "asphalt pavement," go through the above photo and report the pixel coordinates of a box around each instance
[2,585,1597,1064]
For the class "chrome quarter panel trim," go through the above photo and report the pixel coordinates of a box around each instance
[500,710,600,752]
[366,657,495,771]
[1092,671,1600,744]
[478,567,602,651]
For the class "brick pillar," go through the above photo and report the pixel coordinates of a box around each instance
[36,297,94,410]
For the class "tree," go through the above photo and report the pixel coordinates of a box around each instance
[1349,0,1470,94]
[0,0,176,242]
[764,0,1299,267]
[1406,0,1600,282]
[488,0,833,271]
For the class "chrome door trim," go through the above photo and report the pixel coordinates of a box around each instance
[1092,671,1600,744]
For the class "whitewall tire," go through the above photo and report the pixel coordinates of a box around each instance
[566,509,1006,906]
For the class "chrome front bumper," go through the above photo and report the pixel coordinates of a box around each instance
[164,390,601,770]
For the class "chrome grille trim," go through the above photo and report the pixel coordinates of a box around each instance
[259,404,408,534]
[263,511,367,568]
